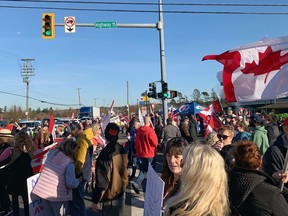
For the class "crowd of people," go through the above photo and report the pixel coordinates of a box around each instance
[0,108,288,216]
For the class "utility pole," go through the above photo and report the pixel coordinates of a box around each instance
[20,58,35,120]
[94,98,98,107]
[158,0,168,125]
[76,88,81,108]
[127,81,130,117]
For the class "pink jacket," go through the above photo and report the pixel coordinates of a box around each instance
[32,149,79,201]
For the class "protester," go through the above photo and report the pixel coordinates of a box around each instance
[188,114,198,142]
[91,123,128,215]
[33,122,53,150]
[233,121,251,143]
[179,116,192,143]
[229,140,288,215]
[0,129,14,215]
[264,114,280,145]
[202,131,218,146]
[161,137,188,205]
[153,111,163,145]
[128,120,141,181]
[7,131,34,216]
[32,138,81,215]
[164,144,229,216]
[132,115,158,194]
[212,125,235,173]
[68,121,93,216]
[263,117,288,187]
[161,118,181,149]
[89,122,106,191]
[250,114,269,156]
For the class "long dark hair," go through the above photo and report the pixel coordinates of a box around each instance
[161,137,188,198]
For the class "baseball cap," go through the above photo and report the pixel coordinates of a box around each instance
[105,123,120,142]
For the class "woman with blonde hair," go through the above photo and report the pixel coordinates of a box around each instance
[164,144,230,216]
[33,122,53,150]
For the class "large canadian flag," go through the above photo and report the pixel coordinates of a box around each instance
[203,36,288,102]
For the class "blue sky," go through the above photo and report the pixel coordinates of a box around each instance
[0,0,288,110]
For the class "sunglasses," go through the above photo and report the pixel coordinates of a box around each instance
[217,134,230,140]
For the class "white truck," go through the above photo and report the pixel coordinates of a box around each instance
[79,106,100,120]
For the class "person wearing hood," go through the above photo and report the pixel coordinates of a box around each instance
[250,114,269,156]
[263,117,288,188]
[132,115,158,194]
[229,140,288,215]
[91,123,128,215]
[32,138,81,215]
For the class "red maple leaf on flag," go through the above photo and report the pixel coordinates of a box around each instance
[241,46,288,83]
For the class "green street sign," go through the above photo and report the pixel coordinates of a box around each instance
[94,21,117,28]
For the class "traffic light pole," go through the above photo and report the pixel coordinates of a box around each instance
[158,0,168,126]
[54,0,168,125]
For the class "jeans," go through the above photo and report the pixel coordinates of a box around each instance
[68,181,86,216]
[134,157,153,187]
[101,193,125,216]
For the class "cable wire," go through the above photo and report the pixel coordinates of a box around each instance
[0,90,79,106]
[0,5,288,15]
[1,0,288,7]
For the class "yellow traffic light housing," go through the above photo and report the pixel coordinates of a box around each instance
[42,13,55,39]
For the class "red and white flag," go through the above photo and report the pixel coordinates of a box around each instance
[31,143,58,174]
[203,36,288,102]
[48,113,56,139]
[199,100,223,137]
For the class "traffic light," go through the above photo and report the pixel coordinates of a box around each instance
[42,13,55,39]
[170,90,178,98]
[148,82,157,99]
[162,82,168,99]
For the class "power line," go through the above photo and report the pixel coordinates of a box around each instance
[1,0,288,7]
[0,5,288,15]
[0,90,79,106]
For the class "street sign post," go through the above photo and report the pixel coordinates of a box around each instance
[64,16,76,33]
[94,21,117,28]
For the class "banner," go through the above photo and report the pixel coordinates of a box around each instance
[27,173,44,216]
[144,163,165,216]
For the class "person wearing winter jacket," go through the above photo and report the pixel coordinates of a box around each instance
[250,114,269,156]
[229,140,288,216]
[32,139,81,215]
[7,131,34,216]
[262,117,288,188]
[132,116,158,194]
[233,121,251,143]
[0,129,14,215]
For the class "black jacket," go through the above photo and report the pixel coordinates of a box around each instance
[265,122,280,145]
[229,166,288,216]
[262,135,287,182]
[7,151,34,195]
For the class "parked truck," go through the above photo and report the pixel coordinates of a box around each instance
[79,106,100,120]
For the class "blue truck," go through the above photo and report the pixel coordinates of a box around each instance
[79,106,100,120]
